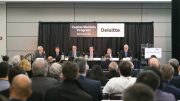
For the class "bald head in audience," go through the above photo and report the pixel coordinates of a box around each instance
[148,57,160,69]
[108,61,118,71]
[10,74,32,101]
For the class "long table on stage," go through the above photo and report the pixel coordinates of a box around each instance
[61,57,140,69]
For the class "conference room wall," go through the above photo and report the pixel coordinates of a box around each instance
[6,3,171,64]
[0,4,7,62]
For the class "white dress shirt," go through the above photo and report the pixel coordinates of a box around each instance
[103,76,136,94]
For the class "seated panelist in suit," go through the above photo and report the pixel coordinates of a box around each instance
[33,46,46,61]
[86,46,97,58]
[68,45,81,58]
[119,44,133,59]
[52,46,62,59]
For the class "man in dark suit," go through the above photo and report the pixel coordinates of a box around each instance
[33,46,46,61]
[119,44,133,59]
[86,46,97,58]
[74,58,102,101]
[52,46,62,59]
[31,59,58,100]
[68,45,81,58]
[45,61,93,101]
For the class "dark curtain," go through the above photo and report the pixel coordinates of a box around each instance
[172,0,180,61]
[38,22,153,60]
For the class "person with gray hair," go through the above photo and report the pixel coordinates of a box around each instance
[168,58,179,76]
[170,59,180,89]
[161,64,180,100]
[48,63,62,81]
[74,57,102,101]
[31,59,58,99]
[33,46,46,61]
[11,55,21,67]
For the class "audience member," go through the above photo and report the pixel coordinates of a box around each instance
[45,61,93,101]
[20,55,31,73]
[74,58,102,101]
[136,70,175,101]
[170,65,180,89]
[100,54,111,69]
[68,45,81,58]
[168,58,179,76]
[33,46,46,61]
[160,64,180,100]
[2,55,9,62]
[9,74,32,101]
[48,63,62,81]
[107,61,120,79]
[0,62,10,92]
[148,57,160,69]
[31,59,58,99]
[0,66,42,101]
[103,61,136,94]
[122,83,154,101]
[88,65,107,86]
[0,66,26,98]
[11,55,21,67]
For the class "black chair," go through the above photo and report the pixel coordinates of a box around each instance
[110,93,122,100]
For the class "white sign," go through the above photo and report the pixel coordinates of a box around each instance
[145,48,162,58]
[97,23,124,37]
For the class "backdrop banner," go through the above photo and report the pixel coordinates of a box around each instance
[70,22,125,37]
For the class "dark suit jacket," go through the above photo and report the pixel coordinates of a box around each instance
[170,76,180,89]
[68,51,81,58]
[31,76,58,99]
[33,50,46,61]
[45,79,93,101]
[100,59,111,70]
[78,75,102,101]
[52,51,62,59]
[86,51,97,58]
[163,80,180,100]
[119,49,133,59]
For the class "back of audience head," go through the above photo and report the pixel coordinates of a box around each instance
[146,67,164,89]
[2,55,9,62]
[48,63,62,80]
[108,61,118,71]
[123,83,154,101]
[148,57,160,69]
[74,57,88,75]
[160,64,174,80]
[0,62,9,78]
[119,61,133,77]
[10,74,32,101]
[12,55,21,67]
[136,70,160,91]
[62,61,79,80]
[91,65,104,78]
[32,59,48,76]
[168,58,179,76]
[8,66,26,84]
